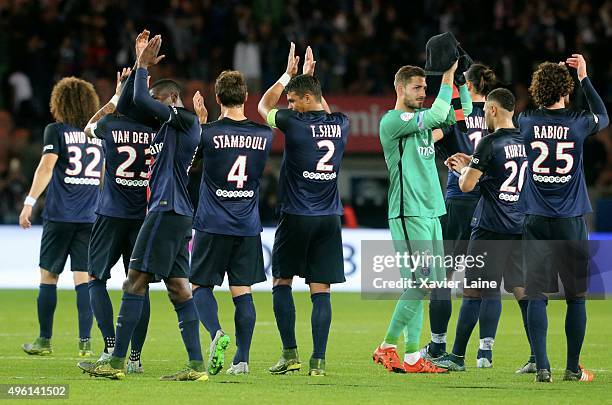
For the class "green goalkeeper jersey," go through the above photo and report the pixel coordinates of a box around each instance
[379,83,472,219]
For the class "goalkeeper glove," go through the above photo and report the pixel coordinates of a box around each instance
[454,46,473,86]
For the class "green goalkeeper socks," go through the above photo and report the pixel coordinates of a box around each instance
[403,300,424,353]
[384,288,426,347]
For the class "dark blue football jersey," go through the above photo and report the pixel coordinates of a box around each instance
[147,106,201,216]
[518,108,600,217]
[92,114,155,219]
[469,128,526,235]
[270,109,349,216]
[193,118,273,236]
[42,122,103,223]
[437,102,487,199]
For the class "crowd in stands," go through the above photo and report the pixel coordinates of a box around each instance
[0,0,611,225]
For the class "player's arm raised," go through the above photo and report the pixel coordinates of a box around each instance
[566,54,609,132]
[85,67,131,138]
[258,42,299,122]
[19,126,61,229]
[116,30,149,117]
[458,82,473,116]
[133,35,170,122]
[454,56,473,116]
[193,91,208,124]
[444,82,473,123]
[302,46,331,113]
[439,77,473,129]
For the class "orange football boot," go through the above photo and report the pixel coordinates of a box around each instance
[403,357,449,373]
[373,346,406,373]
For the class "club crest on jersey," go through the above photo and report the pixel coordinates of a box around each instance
[400,112,414,122]
[415,249,432,276]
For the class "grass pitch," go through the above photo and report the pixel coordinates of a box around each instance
[0,290,610,404]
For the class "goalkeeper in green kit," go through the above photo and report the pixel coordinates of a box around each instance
[372,60,472,373]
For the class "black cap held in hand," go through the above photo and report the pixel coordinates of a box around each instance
[424,32,460,76]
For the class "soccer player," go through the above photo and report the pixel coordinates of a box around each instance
[519,54,608,383]
[79,34,206,381]
[84,65,155,374]
[19,77,102,357]
[422,64,499,360]
[372,60,472,374]
[190,71,273,376]
[436,88,531,371]
[257,44,348,376]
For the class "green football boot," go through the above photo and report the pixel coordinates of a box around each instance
[308,358,325,376]
[78,358,125,380]
[159,361,209,381]
[22,337,52,356]
[79,339,94,357]
[269,348,301,374]
[207,330,231,375]
[432,353,466,371]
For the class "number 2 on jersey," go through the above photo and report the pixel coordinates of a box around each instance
[228,155,248,188]
[316,140,335,172]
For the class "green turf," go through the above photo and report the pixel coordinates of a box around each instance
[0,290,610,404]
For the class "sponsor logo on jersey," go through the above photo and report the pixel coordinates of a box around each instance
[215,189,255,198]
[417,144,435,157]
[302,170,337,180]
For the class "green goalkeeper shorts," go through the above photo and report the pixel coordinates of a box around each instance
[388,216,445,285]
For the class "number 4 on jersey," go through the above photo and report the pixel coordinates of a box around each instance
[228,155,248,188]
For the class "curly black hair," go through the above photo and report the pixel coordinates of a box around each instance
[528,62,574,108]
